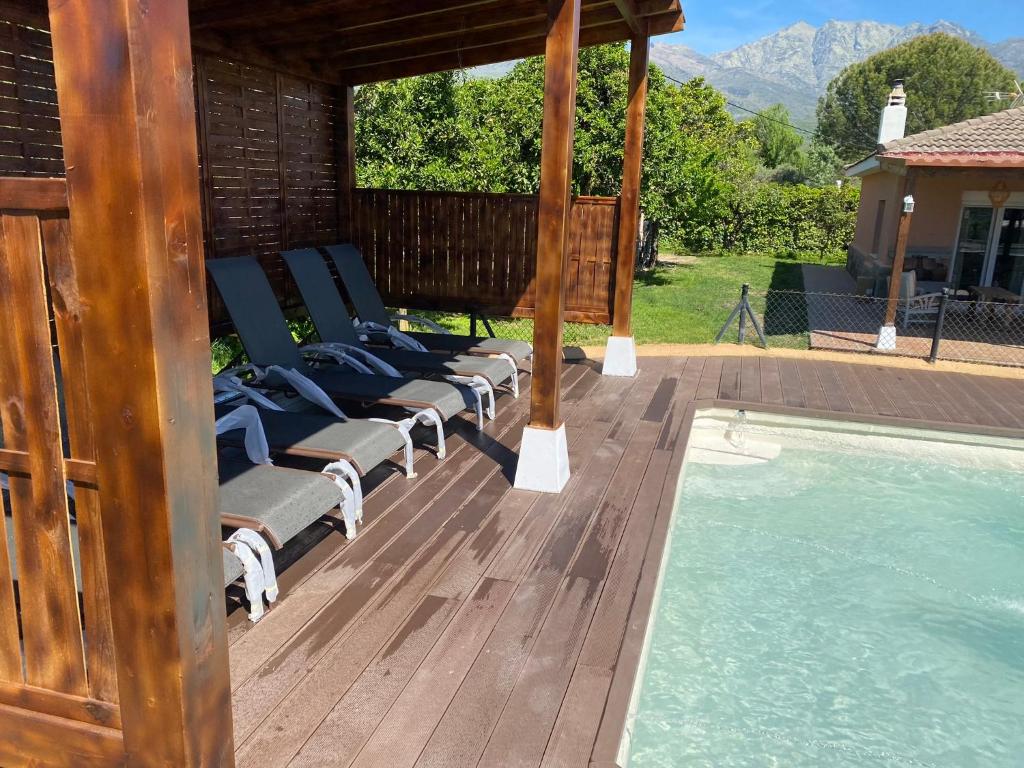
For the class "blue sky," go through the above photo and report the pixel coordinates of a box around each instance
[662,0,1024,55]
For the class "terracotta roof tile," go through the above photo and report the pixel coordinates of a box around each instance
[880,106,1024,156]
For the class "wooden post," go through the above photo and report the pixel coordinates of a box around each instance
[883,173,916,327]
[529,0,581,431]
[611,30,649,338]
[48,1,235,766]
[336,84,357,242]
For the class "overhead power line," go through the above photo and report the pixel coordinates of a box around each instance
[661,72,815,136]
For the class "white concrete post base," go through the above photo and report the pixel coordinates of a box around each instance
[513,423,570,493]
[875,324,897,351]
[601,335,638,377]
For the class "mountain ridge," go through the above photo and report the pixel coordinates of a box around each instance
[471,19,1024,131]
[651,20,1022,129]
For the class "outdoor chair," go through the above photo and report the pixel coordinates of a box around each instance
[206,256,489,432]
[214,405,365,620]
[324,243,533,366]
[283,247,520,399]
[896,271,944,328]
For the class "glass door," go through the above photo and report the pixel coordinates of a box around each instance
[987,207,1024,296]
[951,207,996,291]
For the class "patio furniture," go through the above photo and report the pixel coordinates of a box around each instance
[324,243,534,365]
[282,248,519,399]
[206,256,488,431]
[896,271,944,328]
[969,285,1021,303]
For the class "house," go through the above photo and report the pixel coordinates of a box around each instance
[846,88,1024,298]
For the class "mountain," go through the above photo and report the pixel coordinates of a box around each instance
[468,20,1023,130]
[709,20,989,92]
[649,42,821,130]
[651,20,1021,128]
[992,38,1024,78]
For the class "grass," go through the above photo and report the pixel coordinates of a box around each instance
[210,251,842,372]
[421,251,835,349]
[629,252,811,346]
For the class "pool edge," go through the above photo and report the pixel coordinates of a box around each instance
[587,397,1024,768]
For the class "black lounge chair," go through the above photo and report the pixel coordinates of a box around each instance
[324,243,533,365]
[206,256,489,431]
[282,247,519,399]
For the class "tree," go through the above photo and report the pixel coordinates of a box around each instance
[816,33,1018,161]
[751,104,803,168]
[353,44,759,250]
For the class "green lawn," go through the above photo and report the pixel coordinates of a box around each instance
[423,251,823,347]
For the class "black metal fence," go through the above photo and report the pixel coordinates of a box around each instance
[718,286,1024,368]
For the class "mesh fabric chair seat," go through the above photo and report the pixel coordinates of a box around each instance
[214,402,408,475]
[218,459,346,549]
[206,256,478,424]
[325,243,533,364]
[282,247,517,390]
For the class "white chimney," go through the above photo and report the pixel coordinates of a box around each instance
[877,80,907,145]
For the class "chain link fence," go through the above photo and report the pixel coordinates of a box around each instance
[718,287,1024,368]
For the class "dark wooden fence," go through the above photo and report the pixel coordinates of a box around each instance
[352,189,620,324]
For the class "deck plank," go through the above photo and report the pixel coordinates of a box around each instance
[695,356,724,400]
[739,356,762,403]
[224,354,1023,768]
[758,357,784,405]
[273,372,646,768]
[776,358,806,408]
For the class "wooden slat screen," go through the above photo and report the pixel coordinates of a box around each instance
[0,8,344,328]
[0,16,63,176]
[352,189,620,324]
[196,54,341,327]
[0,178,124,763]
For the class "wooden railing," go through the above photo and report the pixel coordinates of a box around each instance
[351,188,621,324]
[0,177,125,764]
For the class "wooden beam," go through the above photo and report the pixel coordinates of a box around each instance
[47,0,235,765]
[335,85,357,241]
[263,0,553,52]
[191,0,497,32]
[0,177,68,211]
[611,31,649,336]
[883,173,916,327]
[338,11,680,85]
[0,703,125,767]
[613,0,642,34]
[530,0,581,431]
[326,4,622,71]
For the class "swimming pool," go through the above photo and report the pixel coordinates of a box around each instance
[622,409,1024,767]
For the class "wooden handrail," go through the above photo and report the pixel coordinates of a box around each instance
[0,177,69,212]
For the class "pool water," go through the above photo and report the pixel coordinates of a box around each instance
[624,411,1024,768]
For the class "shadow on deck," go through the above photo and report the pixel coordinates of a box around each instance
[226,355,1024,768]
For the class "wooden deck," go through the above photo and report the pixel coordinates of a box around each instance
[227,355,1024,768]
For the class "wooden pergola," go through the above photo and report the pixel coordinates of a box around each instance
[0,0,683,764]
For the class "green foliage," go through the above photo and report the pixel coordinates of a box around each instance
[816,33,1018,161]
[750,104,803,168]
[354,43,859,259]
[724,184,860,258]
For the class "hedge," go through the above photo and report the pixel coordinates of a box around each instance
[713,183,860,259]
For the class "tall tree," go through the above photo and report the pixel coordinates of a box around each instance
[751,104,803,168]
[816,33,1018,161]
